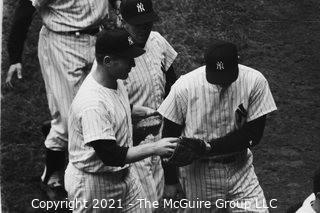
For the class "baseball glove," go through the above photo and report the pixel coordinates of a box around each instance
[132,114,162,146]
[163,137,209,167]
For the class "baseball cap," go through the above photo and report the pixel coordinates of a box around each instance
[205,40,239,85]
[120,0,159,25]
[95,29,145,58]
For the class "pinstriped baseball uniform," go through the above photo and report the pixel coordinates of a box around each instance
[158,65,277,213]
[36,0,109,151]
[65,73,150,213]
[32,0,109,31]
[123,31,177,205]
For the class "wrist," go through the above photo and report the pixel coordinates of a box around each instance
[144,143,157,155]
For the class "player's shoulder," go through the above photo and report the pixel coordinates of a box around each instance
[71,76,106,112]
[149,31,164,41]
[148,31,170,46]
[238,64,268,83]
[173,66,205,90]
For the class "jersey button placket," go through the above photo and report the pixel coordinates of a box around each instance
[151,61,163,109]
[118,90,132,145]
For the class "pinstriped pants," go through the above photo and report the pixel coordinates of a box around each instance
[132,134,164,212]
[179,150,269,213]
[38,26,96,151]
[65,163,152,213]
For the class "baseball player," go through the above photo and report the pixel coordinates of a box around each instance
[119,0,178,207]
[287,167,320,213]
[5,0,111,200]
[158,40,277,212]
[65,29,178,213]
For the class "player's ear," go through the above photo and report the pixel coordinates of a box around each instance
[103,56,111,65]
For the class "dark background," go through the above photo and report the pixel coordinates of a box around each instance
[1,0,320,212]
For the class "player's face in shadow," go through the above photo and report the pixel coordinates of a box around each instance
[206,70,232,89]
[109,57,135,80]
[124,22,153,46]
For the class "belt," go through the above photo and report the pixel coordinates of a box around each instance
[201,150,247,164]
[53,27,101,37]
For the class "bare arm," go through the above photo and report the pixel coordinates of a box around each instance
[90,137,177,166]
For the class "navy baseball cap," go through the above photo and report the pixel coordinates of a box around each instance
[205,40,239,85]
[95,29,145,58]
[120,0,159,25]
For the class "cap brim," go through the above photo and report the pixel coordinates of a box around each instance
[125,11,160,25]
[115,45,146,58]
[206,65,239,85]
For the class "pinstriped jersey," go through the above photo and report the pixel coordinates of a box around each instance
[123,31,178,110]
[68,73,132,173]
[31,0,109,32]
[158,65,277,142]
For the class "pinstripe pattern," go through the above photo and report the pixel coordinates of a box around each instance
[158,65,276,213]
[65,163,151,213]
[65,72,152,212]
[38,26,97,151]
[32,0,109,32]
[123,31,177,206]
[133,137,164,209]
[158,65,276,142]
[296,194,316,213]
[180,151,268,213]
[68,73,132,173]
[123,31,177,108]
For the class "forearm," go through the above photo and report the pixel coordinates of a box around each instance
[91,139,159,166]
[162,118,182,184]
[124,143,157,164]
[209,116,266,154]
[8,0,35,64]
[209,129,251,154]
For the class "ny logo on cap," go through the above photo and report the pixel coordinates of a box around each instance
[136,2,145,13]
[128,36,134,45]
[216,61,224,70]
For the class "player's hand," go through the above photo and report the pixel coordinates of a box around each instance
[163,184,179,199]
[5,63,22,88]
[132,106,159,118]
[116,14,123,28]
[153,137,178,157]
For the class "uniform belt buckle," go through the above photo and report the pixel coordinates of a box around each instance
[73,27,101,37]
[75,31,81,37]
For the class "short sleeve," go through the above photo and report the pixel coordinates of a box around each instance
[155,32,178,71]
[81,108,116,144]
[158,80,187,125]
[247,74,277,122]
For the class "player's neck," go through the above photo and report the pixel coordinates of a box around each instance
[92,65,117,89]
